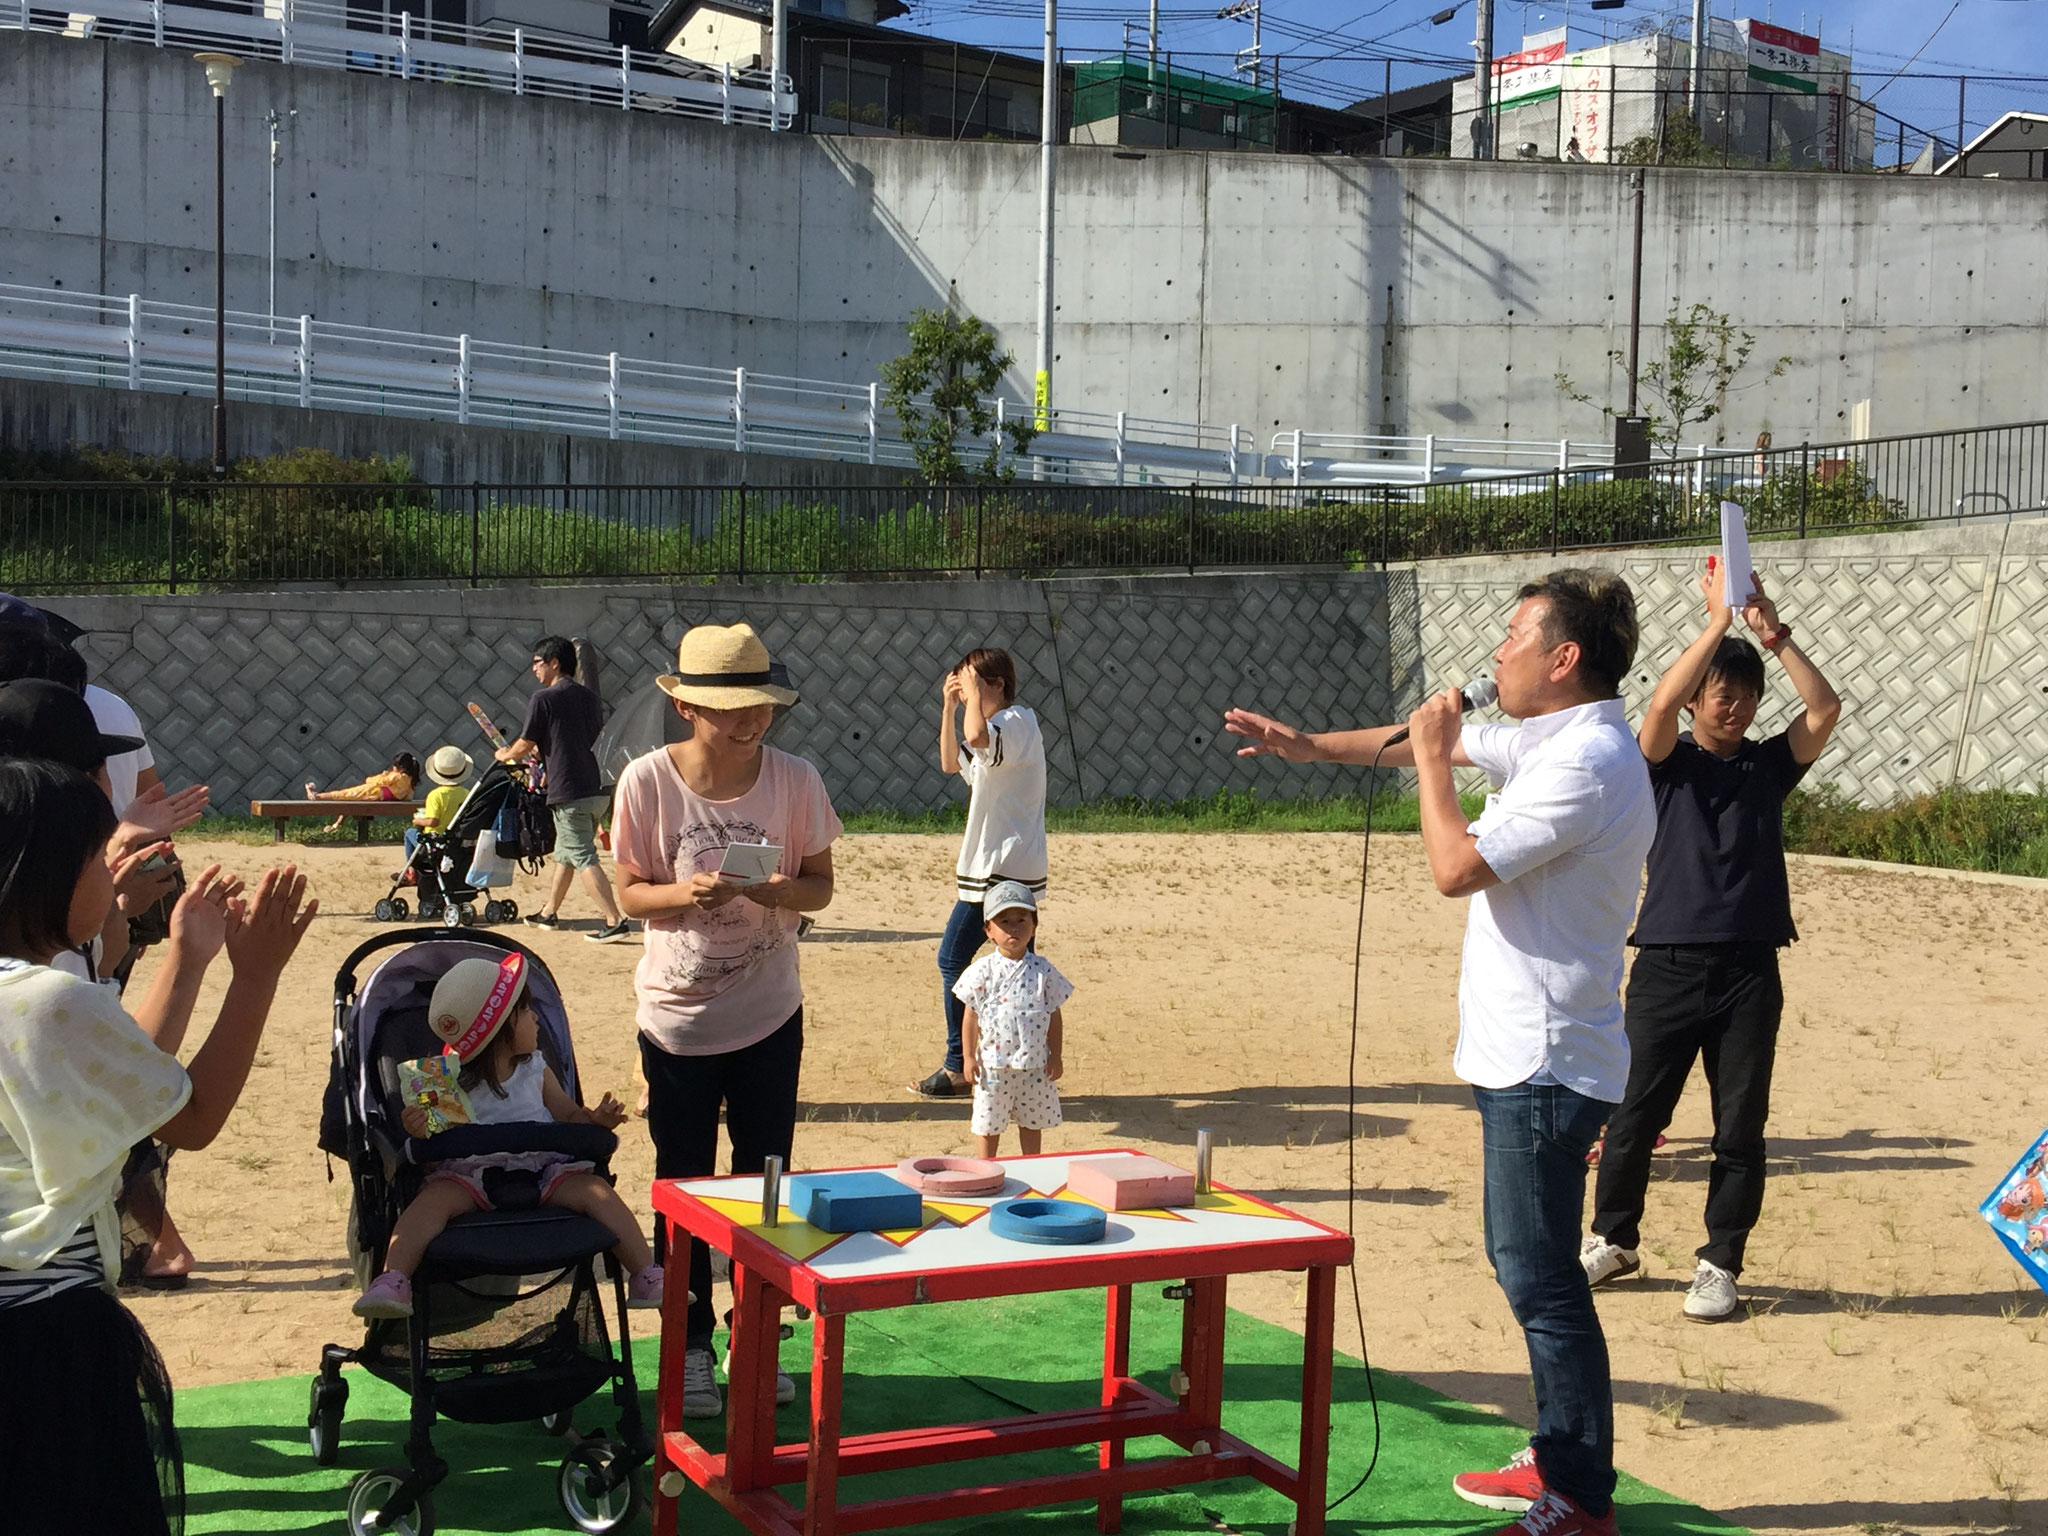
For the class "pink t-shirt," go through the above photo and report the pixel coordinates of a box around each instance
[611,745,843,1057]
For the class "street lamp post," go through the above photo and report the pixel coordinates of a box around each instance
[1034,0,1055,437]
[195,52,241,476]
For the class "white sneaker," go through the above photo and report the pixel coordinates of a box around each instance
[1684,1260,1741,1322]
[682,1347,724,1419]
[1579,1234,1640,1287]
[723,1345,797,1405]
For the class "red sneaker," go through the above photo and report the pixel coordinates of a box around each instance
[1482,1490,1619,1536]
[1453,1446,1544,1511]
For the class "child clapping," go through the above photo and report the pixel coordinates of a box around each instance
[954,882,1072,1157]
[354,953,666,1318]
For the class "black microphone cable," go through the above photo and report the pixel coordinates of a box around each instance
[1325,735,1394,1515]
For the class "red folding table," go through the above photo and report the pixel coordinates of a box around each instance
[648,1149,1354,1536]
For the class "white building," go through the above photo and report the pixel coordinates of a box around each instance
[1452,20,1869,170]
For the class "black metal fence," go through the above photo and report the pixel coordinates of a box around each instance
[4,422,2044,593]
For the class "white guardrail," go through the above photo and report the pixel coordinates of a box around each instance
[4,0,795,127]
[0,284,1673,486]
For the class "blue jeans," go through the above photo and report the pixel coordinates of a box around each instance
[1473,1081,1617,1516]
[403,827,421,859]
[937,900,988,1074]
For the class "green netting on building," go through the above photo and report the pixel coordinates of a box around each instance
[1072,54,1278,147]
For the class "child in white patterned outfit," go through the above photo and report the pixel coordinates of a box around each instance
[953,881,1071,1156]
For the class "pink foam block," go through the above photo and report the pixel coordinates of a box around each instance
[1066,1155,1196,1211]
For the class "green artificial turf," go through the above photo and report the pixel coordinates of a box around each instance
[179,1288,1747,1535]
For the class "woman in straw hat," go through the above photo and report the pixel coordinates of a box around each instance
[610,621,841,1420]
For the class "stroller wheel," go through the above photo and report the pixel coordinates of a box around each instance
[418,895,443,920]
[540,1408,575,1436]
[346,1467,435,1536]
[558,1440,641,1534]
[391,897,410,920]
[455,904,476,928]
[307,1374,348,1466]
[373,899,396,923]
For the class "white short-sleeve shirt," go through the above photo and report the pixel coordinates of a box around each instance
[1454,698,1655,1104]
[955,705,1049,902]
[85,685,153,818]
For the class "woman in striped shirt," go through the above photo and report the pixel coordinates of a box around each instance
[0,760,316,1536]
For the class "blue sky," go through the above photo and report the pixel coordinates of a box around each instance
[891,0,2048,129]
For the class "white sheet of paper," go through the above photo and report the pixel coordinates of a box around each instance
[717,841,783,887]
[1719,501,1753,607]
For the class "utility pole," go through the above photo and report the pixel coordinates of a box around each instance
[1472,0,1494,158]
[1218,0,1261,81]
[771,0,788,129]
[1034,0,1055,433]
[266,108,281,338]
[1625,167,1646,415]
[1689,0,1708,115]
[1148,0,1159,78]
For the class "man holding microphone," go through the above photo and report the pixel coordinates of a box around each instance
[1225,568,1655,1536]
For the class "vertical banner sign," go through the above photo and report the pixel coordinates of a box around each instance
[1493,27,1568,109]
[1560,55,1611,161]
[1033,370,1050,431]
[1741,19,1819,94]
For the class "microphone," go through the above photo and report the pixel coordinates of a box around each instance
[1383,677,1498,748]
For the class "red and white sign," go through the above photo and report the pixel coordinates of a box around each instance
[1493,27,1568,109]
[1741,18,1820,94]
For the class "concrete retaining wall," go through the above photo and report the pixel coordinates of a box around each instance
[0,378,915,488]
[4,30,2044,456]
[33,521,2048,818]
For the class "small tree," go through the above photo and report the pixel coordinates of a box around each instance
[880,308,1037,484]
[1556,302,1791,455]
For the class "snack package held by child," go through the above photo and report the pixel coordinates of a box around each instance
[1982,1127,2048,1293]
[400,1052,474,1134]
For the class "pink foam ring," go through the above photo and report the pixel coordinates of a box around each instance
[893,1155,1008,1196]
[1065,1155,1196,1211]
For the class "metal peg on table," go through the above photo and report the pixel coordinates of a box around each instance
[762,1155,783,1227]
[1195,1128,1213,1194]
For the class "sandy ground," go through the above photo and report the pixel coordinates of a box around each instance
[121,830,2048,1536]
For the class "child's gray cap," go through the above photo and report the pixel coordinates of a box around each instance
[981,881,1037,918]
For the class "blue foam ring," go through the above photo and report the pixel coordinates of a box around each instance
[988,1197,1107,1246]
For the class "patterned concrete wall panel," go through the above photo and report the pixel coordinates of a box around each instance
[35,525,2036,818]
[1049,575,1401,804]
[1953,528,2048,793]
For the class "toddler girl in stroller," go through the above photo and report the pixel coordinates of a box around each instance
[354,952,666,1318]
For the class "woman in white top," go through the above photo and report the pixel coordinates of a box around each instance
[0,759,314,1536]
[916,648,1048,1100]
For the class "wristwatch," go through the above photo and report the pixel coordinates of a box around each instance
[1762,621,1793,652]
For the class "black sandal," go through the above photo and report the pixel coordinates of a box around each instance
[913,1068,969,1099]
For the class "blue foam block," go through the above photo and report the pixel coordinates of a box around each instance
[787,1172,925,1233]
[989,1197,1107,1246]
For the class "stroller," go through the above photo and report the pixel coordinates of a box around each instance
[374,764,550,929]
[312,930,650,1536]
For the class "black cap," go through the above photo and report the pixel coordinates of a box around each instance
[0,593,47,632]
[35,607,88,646]
[0,679,145,774]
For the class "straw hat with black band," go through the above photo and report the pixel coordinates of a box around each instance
[656,624,798,710]
[425,745,473,786]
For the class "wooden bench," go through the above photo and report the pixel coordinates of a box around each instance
[248,799,424,844]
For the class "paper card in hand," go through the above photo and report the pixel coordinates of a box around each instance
[717,841,782,887]
[401,1054,474,1135]
[1981,1128,2048,1295]
[1719,501,1754,607]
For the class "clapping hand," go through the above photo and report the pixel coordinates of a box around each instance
[223,865,317,985]
[109,840,181,914]
[168,865,242,966]
[124,780,211,840]
[1222,708,1319,762]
